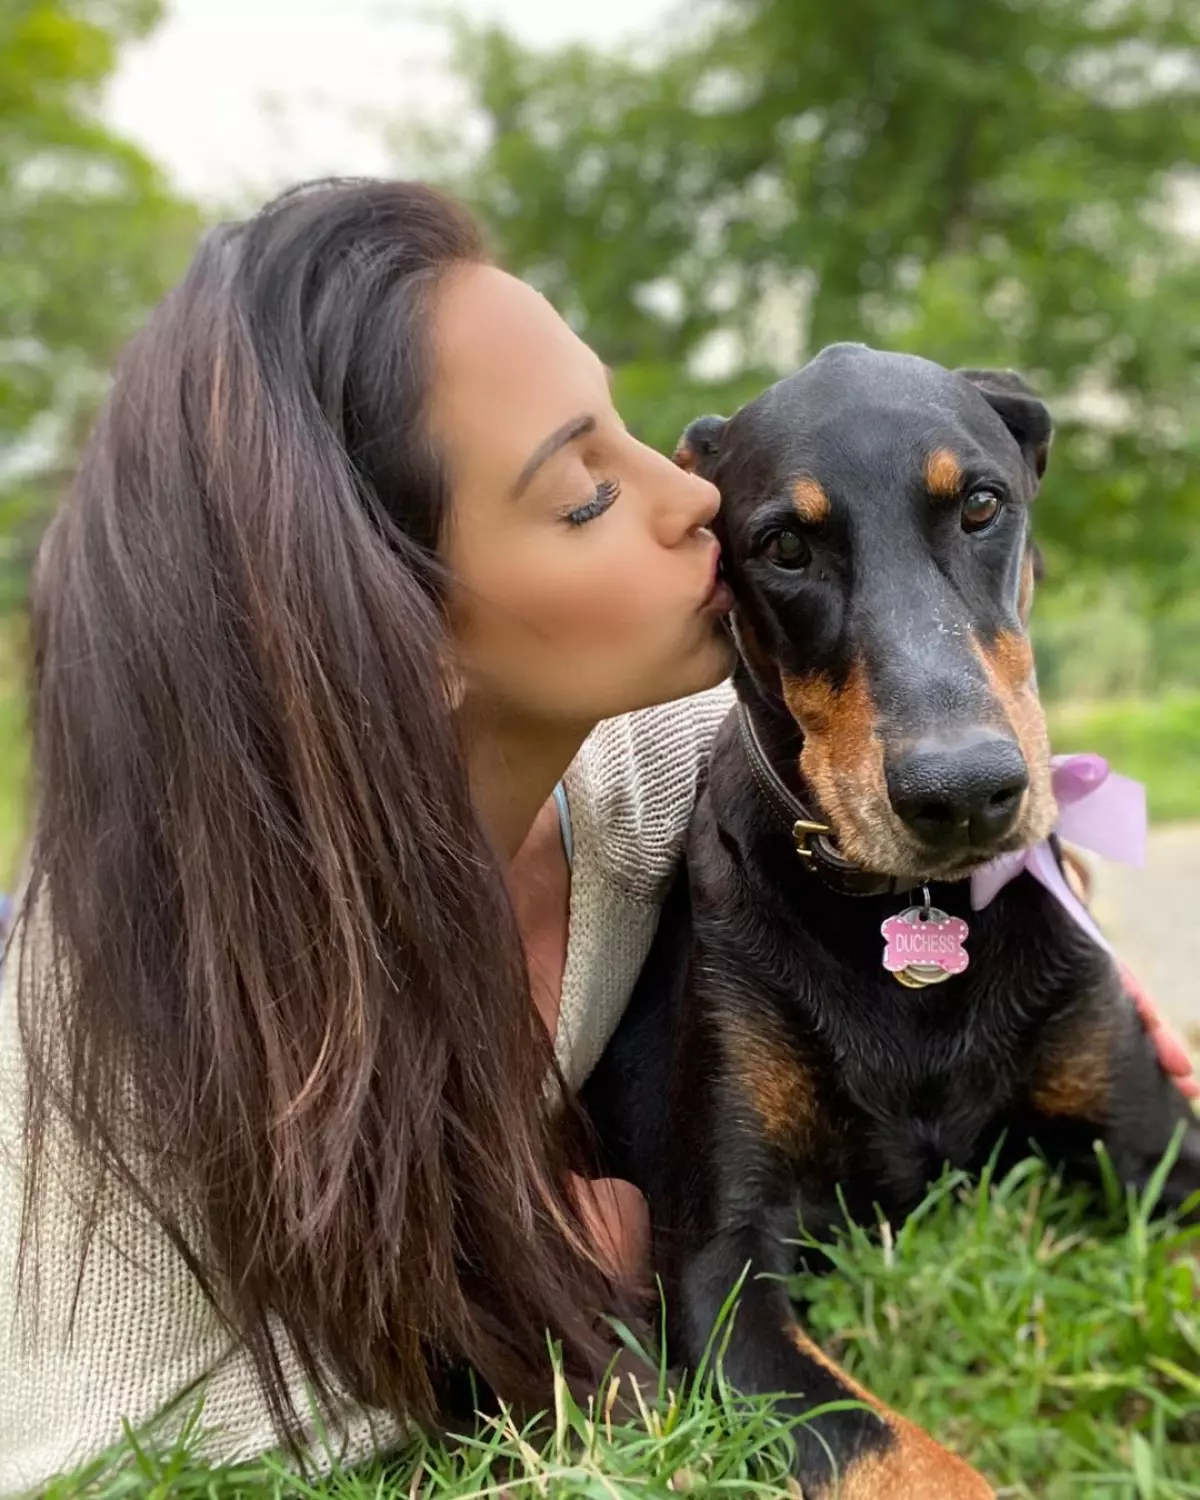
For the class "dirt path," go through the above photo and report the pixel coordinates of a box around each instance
[1091,822,1200,1061]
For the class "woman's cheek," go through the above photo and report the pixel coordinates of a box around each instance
[520,552,665,643]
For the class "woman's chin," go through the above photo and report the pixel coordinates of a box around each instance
[585,632,735,722]
[667,631,737,703]
[699,625,738,684]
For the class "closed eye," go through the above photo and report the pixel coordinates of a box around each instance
[562,477,620,526]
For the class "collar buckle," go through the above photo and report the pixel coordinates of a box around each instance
[792,817,830,860]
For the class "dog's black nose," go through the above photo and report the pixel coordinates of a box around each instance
[887,733,1029,850]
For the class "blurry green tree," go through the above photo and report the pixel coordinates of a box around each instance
[440,0,1199,602]
[0,0,198,607]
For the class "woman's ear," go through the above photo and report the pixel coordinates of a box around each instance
[672,414,728,480]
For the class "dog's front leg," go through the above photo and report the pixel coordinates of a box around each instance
[1029,983,1200,1215]
[676,1222,995,1498]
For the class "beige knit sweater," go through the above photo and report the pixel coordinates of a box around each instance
[0,683,735,1495]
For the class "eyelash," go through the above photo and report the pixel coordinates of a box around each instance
[563,478,621,527]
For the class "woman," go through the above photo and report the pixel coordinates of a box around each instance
[0,178,1191,1492]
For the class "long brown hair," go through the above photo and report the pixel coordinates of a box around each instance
[17,178,613,1444]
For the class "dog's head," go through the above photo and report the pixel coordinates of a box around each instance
[677,343,1056,882]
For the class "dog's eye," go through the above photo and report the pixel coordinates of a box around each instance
[764,529,811,568]
[962,490,1002,534]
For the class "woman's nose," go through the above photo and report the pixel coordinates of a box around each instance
[652,448,720,545]
[688,473,721,531]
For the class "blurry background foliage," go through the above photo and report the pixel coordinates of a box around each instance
[0,0,1198,877]
[1,0,199,604]
[435,0,1200,688]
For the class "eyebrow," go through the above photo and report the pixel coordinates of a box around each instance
[511,413,597,499]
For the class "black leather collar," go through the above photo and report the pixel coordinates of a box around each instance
[736,702,919,900]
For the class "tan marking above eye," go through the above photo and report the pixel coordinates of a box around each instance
[791,477,830,524]
[924,448,964,498]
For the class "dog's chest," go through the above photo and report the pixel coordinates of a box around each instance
[796,975,1025,1217]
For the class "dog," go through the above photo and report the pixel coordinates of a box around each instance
[581,344,1200,1499]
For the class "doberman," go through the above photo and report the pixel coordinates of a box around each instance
[581,344,1200,1498]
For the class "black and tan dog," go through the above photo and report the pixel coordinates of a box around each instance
[582,344,1200,1498]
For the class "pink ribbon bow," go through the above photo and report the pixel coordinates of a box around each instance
[970,753,1147,954]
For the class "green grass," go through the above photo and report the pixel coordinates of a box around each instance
[1048,695,1200,825]
[800,1152,1200,1499]
[34,1155,1200,1500]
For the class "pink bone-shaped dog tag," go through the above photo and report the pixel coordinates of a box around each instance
[880,912,970,976]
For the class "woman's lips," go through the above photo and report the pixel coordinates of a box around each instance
[703,579,735,614]
[702,547,734,614]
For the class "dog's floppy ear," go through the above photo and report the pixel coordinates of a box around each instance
[957,368,1053,481]
[672,414,728,480]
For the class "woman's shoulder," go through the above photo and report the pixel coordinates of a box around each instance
[563,681,735,901]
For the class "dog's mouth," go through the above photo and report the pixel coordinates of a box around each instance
[896,832,1030,883]
[813,817,1031,883]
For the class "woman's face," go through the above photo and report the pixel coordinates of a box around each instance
[431,264,734,729]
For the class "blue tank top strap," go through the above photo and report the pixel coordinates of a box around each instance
[552,781,574,868]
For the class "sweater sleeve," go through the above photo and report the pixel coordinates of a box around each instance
[564,682,736,903]
[554,682,735,1088]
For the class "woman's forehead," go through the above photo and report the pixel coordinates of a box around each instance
[433,267,602,405]
[429,264,609,481]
